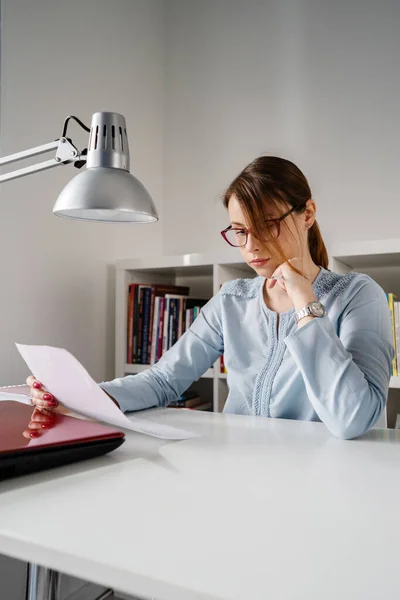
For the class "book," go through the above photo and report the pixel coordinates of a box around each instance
[150,296,161,364]
[395,301,400,378]
[141,287,152,364]
[164,294,187,340]
[387,293,398,376]
[220,353,227,374]
[157,297,166,362]
[183,297,208,332]
[127,284,135,364]
[162,297,171,356]
[147,284,190,363]
[136,285,152,364]
[131,284,141,363]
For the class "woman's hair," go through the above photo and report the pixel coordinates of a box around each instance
[222,156,328,269]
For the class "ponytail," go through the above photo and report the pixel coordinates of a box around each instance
[308,221,328,269]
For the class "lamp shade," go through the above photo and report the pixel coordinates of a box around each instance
[53,167,158,223]
[53,112,159,223]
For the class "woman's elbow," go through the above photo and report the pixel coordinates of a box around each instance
[326,390,386,440]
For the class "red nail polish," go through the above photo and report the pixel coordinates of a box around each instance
[48,400,58,407]
[41,424,49,429]
[33,382,41,389]
[43,393,52,401]
[29,431,40,438]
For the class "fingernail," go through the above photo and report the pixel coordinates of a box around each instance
[29,431,40,438]
[48,400,58,407]
[33,382,41,389]
[41,424,51,429]
[43,393,53,401]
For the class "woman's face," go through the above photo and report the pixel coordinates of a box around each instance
[227,195,311,277]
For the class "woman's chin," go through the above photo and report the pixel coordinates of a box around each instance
[249,261,276,277]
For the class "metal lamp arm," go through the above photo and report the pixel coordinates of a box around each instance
[0,137,87,183]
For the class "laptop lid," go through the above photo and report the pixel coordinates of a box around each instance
[0,401,125,480]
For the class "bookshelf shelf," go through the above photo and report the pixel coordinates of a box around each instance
[330,238,400,269]
[390,377,400,389]
[115,241,400,422]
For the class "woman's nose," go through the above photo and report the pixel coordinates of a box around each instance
[245,231,260,252]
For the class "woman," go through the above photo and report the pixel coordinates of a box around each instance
[26,156,393,439]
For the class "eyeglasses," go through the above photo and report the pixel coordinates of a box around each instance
[221,206,298,248]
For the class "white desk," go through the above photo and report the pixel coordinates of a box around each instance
[0,409,399,600]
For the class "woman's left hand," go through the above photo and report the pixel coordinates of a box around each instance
[266,258,317,310]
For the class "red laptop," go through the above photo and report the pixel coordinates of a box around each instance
[0,401,125,481]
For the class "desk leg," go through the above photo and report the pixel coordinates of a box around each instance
[26,563,61,600]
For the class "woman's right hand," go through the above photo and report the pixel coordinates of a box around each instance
[26,375,70,414]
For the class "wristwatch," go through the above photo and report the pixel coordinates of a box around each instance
[295,301,327,324]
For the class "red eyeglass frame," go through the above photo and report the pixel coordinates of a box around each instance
[220,206,298,247]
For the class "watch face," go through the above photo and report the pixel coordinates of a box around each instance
[311,302,325,317]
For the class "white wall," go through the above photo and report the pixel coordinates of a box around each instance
[2,0,399,382]
[0,0,164,386]
[163,0,400,256]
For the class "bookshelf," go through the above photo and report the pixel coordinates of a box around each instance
[115,240,400,424]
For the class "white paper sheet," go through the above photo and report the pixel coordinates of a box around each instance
[16,343,197,440]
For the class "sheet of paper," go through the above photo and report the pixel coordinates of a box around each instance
[16,343,197,440]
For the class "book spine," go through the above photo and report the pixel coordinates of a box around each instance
[171,299,178,347]
[132,285,140,363]
[141,288,152,364]
[147,287,156,365]
[150,296,160,365]
[395,301,400,379]
[168,300,175,349]
[220,354,227,374]
[162,298,170,356]
[157,297,165,361]
[388,293,398,376]
[137,287,145,364]
[127,284,134,364]
[177,298,183,339]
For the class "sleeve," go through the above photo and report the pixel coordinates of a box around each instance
[99,292,224,413]
[284,276,394,440]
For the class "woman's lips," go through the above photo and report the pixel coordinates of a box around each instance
[250,258,270,266]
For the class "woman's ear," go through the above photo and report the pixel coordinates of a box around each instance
[304,199,317,228]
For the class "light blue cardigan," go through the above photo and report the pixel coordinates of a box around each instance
[101,268,393,439]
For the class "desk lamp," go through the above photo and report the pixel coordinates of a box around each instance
[0,111,159,223]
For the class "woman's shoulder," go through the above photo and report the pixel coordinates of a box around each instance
[315,268,386,303]
[220,276,264,299]
[218,269,385,303]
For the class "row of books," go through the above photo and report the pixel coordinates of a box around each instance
[126,283,208,365]
[387,293,400,376]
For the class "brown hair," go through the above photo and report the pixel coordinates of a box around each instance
[222,156,328,269]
